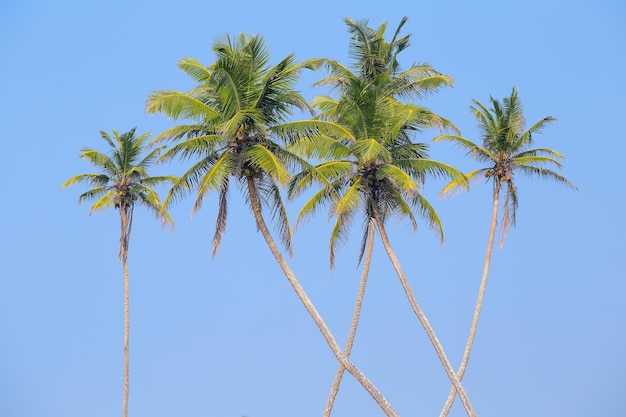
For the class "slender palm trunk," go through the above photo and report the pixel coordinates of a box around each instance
[439,183,500,417]
[119,205,133,417]
[246,177,397,417]
[323,219,376,417]
[371,207,477,417]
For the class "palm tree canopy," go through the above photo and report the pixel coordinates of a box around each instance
[146,33,323,256]
[434,87,577,244]
[61,128,176,226]
[289,17,467,268]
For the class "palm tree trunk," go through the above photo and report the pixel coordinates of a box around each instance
[323,219,376,417]
[119,206,132,417]
[371,207,477,417]
[245,177,398,417]
[439,183,500,417]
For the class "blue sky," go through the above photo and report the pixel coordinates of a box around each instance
[0,1,624,416]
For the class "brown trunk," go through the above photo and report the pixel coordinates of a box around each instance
[245,177,398,417]
[119,204,132,417]
[372,206,477,417]
[439,182,500,417]
[323,219,376,417]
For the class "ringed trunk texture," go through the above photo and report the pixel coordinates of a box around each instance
[323,219,376,417]
[246,177,397,417]
[439,183,500,417]
[372,209,477,417]
[119,205,132,417]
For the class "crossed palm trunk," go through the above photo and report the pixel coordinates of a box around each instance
[371,206,478,417]
[323,219,376,417]
[246,177,398,417]
[439,183,500,416]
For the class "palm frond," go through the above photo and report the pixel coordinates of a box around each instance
[178,57,213,84]
[146,90,219,121]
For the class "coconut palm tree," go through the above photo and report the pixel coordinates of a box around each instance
[288,19,476,412]
[145,33,398,416]
[61,128,175,417]
[434,87,577,416]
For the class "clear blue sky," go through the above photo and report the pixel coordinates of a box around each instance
[1,1,624,416]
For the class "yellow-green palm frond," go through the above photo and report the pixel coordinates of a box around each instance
[397,159,468,190]
[352,139,392,164]
[157,134,225,164]
[440,168,489,198]
[178,57,213,84]
[293,181,342,231]
[515,116,556,149]
[61,173,110,189]
[433,134,494,162]
[513,147,565,159]
[328,180,363,268]
[513,155,563,170]
[244,143,291,186]
[376,164,420,192]
[150,124,212,145]
[146,90,219,122]
[78,149,118,176]
[87,189,117,214]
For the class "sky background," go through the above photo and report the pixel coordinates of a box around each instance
[1,1,624,416]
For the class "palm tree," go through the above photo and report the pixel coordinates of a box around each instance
[288,18,476,416]
[434,87,577,416]
[145,33,398,417]
[61,128,175,417]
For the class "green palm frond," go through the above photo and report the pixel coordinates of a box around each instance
[329,180,363,267]
[514,165,578,190]
[408,190,444,242]
[191,152,234,215]
[88,189,117,214]
[513,155,563,169]
[258,176,293,256]
[210,180,230,257]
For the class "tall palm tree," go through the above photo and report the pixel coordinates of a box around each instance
[289,18,476,416]
[434,87,577,416]
[145,33,398,417]
[61,128,175,417]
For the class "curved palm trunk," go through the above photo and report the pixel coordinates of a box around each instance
[245,177,397,417]
[371,208,477,417]
[119,205,133,417]
[323,219,376,417]
[439,183,500,417]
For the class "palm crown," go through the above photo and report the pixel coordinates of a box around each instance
[61,128,175,252]
[147,33,316,256]
[435,87,577,245]
[288,18,466,267]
